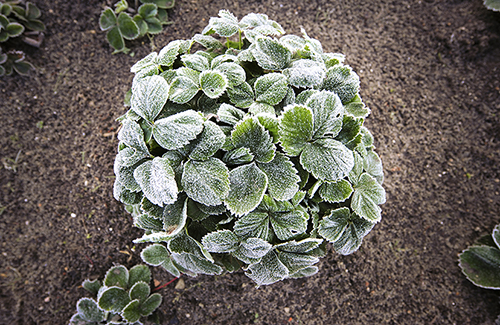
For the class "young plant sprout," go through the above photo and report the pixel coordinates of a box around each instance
[113,10,386,286]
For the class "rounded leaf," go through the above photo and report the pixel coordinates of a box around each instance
[99,8,117,30]
[122,299,142,323]
[254,73,288,106]
[131,75,170,121]
[106,26,125,51]
[321,64,360,104]
[251,37,292,70]
[134,157,178,207]
[283,59,326,88]
[6,22,24,37]
[459,245,500,289]
[169,76,199,104]
[141,243,170,266]
[104,265,129,289]
[98,287,130,312]
[225,163,268,216]
[76,298,105,322]
[117,12,140,40]
[128,265,151,287]
[200,70,228,99]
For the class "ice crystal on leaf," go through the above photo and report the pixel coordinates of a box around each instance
[114,9,386,285]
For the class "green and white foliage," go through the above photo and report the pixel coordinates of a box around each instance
[0,1,45,76]
[114,10,386,285]
[99,0,175,54]
[69,265,161,325]
[484,0,500,11]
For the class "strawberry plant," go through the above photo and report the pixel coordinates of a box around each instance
[113,10,386,286]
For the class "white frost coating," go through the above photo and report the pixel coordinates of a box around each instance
[283,59,326,88]
[232,117,276,163]
[134,157,178,207]
[351,173,386,223]
[254,73,288,106]
[278,105,314,156]
[202,230,239,253]
[181,53,210,72]
[157,40,181,66]
[257,152,300,201]
[152,110,204,150]
[319,179,353,204]
[199,70,228,99]
[251,37,291,70]
[190,121,226,161]
[245,251,289,286]
[214,62,246,87]
[131,75,169,121]
[168,76,199,104]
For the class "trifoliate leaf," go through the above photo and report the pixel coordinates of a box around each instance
[122,299,141,323]
[217,103,245,125]
[202,230,239,253]
[98,287,130,312]
[319,179,353,203]
[278,105,314,156]
[129,282,150,303]
[283,59,326,88]
[214,62,246,87]
[162,193,188,236]
[279,35,306,53]
[104,265,129,288]
[321,64,360,104]
[182,158,230,206]
[128,265,151,287]
[131,75,169,121]
[200,70,228,99]
[193,33,224,50]
[232,117,276,163]
[300,138,354,182]
[189,121,226,160]
[270,210,308,241]
[344,94,370,118]
[134,157,178,207]
[233,212,269,240]
[140,293,162,316]
[305,90,344,139]
[153,110,204,150]
[253,73,288,106]
[363,150,384,184]
[76,298,105,322]
[223,147,254,165]
[335,115,363,145]
[117,12,140,40]
[232,237,273,264]
[251,37,292,70]
[258,152,300,201]
[168,76,199,104]
[225,163,268,216]
[157,40,181,66]
[351,173,386,222]
[181,53,210,72]
[459,246,500,289]
[245,250,289,286]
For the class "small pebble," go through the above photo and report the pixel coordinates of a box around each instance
[175,278,185,290]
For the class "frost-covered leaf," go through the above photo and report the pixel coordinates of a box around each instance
[217,103,245,125]
[215,62,246,87]
[232,117,275,163]
[289,266,319,278]
[157,40,181,66]
[270,210,308,241]
[189,121,225,160]
[245,250,289,286]
[278,105,314,156]
[283,59,326,88]
[122,299,141,323]
[202,230,239,253]
[118,119,150,156]
[104,265,129,289]
[305,90,344,139]
[232,237,273,264]
[193,33,224,50]
[134,157,178,206]
[275,238,323,253]
[459,245,500,289]
[128,265,151,287]
[162,193,188,236]
[345,94,370,118]
[129,282,150,303]
[100,8,117,30]
[200,70,228,99]
[181,53,210,72]
[256,114,279,143]
[117,12,140,40]
[131,52,157,74]
[239,13,284,35]
[234,212,269,240]
[225,163,268,216]
[254,73,288,106]
[140,293,162,316]
[153,110,204,150]
[323,53,345,68]
[280,35,306,53]
[131,75,169,122]
[182,158,230,206]
[248,102,275,115]
[319,179,353,203]
[258,153,299,201]
[171,252,223,275]
[363,150,384,184]
[348,151,364,185]
[140,245,181,277]
[251,37,292,70]
[113,178,142,204]
[335,115,363,145]
[168,76,199,104]
[300,138,354,182]
[321,65,360,104]
[82,279,102,296]
[295,89,317,105]
[223,147,254,165]
[98,287,130,312]
[351,173,386,222]
[176,67,200,85]
[204,9,239,37]
[76,298,105,322]
[134,213,163,231]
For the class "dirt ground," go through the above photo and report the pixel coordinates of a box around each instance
[1,0,500,324]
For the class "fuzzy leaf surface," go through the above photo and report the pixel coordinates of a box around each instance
[258,152,300,201]
[217,103,245,125]
[245,251,289,286]
[168,76,199,104]
[202,230,239,253]
[283,59,326,88]
[278,105,314,156]
[131,75,169,121]
[225,163,268,216]
[351,173,386,222]
[98,287,130,312]
[319,179,353,203]
[227,82,254,108]
[104,265,129,289]
[76,298,105,322]
[232,117,275,163]
[122,299,141,323]
[153,110,204,150]
[215,62,246,87]
[252,37,292,70]
[134,157,178,207]
[189,121,226,160]
[200,70,228,99]
[232,237,273,264]
[128,265,151,287]
[254,73,288,106]
[305,90,344,138]
[321,65,360,104]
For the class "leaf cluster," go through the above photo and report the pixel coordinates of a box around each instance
[0,0,45,76]
[69,265,162,325]
[99,0,174,54]
[114,10,386,285]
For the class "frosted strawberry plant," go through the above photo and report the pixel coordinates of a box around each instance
[113,10,386,286]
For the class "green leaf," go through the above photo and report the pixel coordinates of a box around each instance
[131,75,169,121]
[82,279,101,296]
[246,250,289,286]
[323,52,345,68]
[275,238,323,254]
[24,19,45,32]
[145,17,162,34]
[335,115,363,145]
[217,103,245,125]
[13,60,34,75]
[193,33,224,50]
[459,245,500,289]
[141,0,175,9]
[104,265,129,289]
[122,299,142,323]
[318,208,375,255]
[251,37,292,70]
[98,287,130,312]
[214,62,246,87]
[182,158,230,206]
[351,173,386,222]
[278,105,314,156]
[189,121,225,160]
[277,251,319,274]
[181,53,210,72]
[254,73,288,106]
[134,157,178,207]
[141,243,170,266]
[113,178,142,204]
[223,147,254,165]
[6,22,23,37]
[140,293,162,316]
[138,3,157,18]
[300,138,354,182]
[345,94,370,118]
[363,150,384,184]
[129,282,150,302]
[319,179,353,203]
[100,8,117,30]
[258,153,299,201]
[270,210,308,241]
[200,70,228,99]
[202,230,239,253]
[171,252,223,275]
[248,102,275,115]
[76,298,105,322]
[348,151,364,185]
[225,163,268,216]
[153,110,204,150]
[131,52,157,74]
[117,12,140,40]
[484,0,500,11]
[283,59,326,88]
[234,212,270,240]
[205,9,239,37]
[493,225,500,249]
[106,26,125,51]
[169,76,199,104]
[232,117,275,163]
[305,90,344,139]
[162,193,188,236]
[279,34,306,53]
[232,237,273,264]
[321,64,360,104]
[157,40,181,66]
[134,213,164,232]
[128,265,151,287]
[256,114,279,143]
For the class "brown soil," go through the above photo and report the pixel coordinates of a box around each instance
[1,0,500,324]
